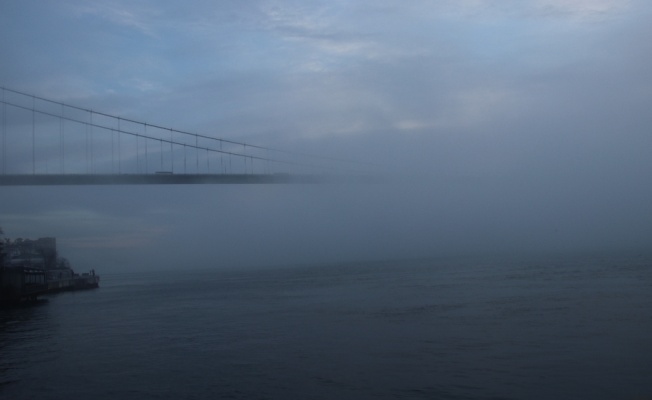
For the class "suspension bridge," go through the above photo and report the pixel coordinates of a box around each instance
[0,87,372,185]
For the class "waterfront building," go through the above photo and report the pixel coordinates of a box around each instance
[1,234,98,305]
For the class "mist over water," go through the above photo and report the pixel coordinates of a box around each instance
[2,257,651,399]
[2,180,650,274]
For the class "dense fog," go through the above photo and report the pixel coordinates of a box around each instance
[2,1,652,271]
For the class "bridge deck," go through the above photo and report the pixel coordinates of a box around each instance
[0,174,325,185]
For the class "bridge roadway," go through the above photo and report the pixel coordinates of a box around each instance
[0,173,376,186]
[0,173,318,185]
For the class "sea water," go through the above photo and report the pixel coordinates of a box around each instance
[1,256,651,399]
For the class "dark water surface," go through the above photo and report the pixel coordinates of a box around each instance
[2,256,651,399]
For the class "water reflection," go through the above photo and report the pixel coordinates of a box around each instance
[0,300,55,388]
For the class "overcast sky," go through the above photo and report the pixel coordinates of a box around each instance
[1,1,651,271]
